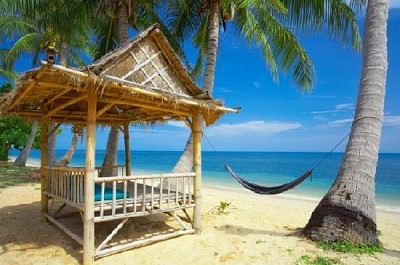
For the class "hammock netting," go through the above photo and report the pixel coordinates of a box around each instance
[225,164,313,195]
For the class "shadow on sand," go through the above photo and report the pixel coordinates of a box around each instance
[216,224,295,237]
[0,200,181,263]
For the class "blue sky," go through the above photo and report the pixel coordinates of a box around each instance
[4,3,400,153]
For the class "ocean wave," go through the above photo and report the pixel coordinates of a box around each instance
[9,156,41,167]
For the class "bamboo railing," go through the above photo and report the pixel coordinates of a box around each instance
[44,166,86,209]
[94,173,196,222]
[43,166,195,221]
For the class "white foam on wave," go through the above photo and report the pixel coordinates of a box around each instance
[9,156,41,167]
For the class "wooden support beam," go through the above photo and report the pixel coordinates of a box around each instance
[40,117,49,218]
[97,98,191,117]
[38,81,81,90]
[96,103,114,118]
[45,214,84,245]
[44,94,88,118]
[95,229,195,258]
[8,69,45,110]
[123,123,132,176]
[83,87,97,265]
[43,87,73,107]
[192,110,202,234]
[41,61,239,114]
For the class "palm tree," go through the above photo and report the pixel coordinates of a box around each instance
[302,0,389,246]
[1,0,91,166]
[90,0,185,176]
[168,0,362,173]
[13,121,39,166]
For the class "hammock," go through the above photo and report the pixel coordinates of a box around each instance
[225,164,313,195]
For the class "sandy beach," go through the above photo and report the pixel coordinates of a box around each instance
[0,181,399,265]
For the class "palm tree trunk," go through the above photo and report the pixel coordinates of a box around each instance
[58,132,79,166]
[14,121,38,166]
[302,0,389,246]
[59,39,68,66]
[47,123,57,166]
[100,0,129,177]
[47,40,69,166]
[57,40,80,166]
[172,0,220,173]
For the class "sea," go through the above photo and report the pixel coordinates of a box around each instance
[9,149,400,213]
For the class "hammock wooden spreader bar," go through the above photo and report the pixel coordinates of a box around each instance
[225,164,313,195]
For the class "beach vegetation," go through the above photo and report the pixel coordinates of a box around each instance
[285,248,294,254]
[296,255,342,265]
[0,0,92,166]
[217,200,232,214]
[208,200,233,215]
[256,239,266,244]
[317,239,383,255]
[302,0,389,247]
[0,84,44,166]
[0,164,40,189]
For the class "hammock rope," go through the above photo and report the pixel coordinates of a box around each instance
[224,132,350,195]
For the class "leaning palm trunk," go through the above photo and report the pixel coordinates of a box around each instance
[47,40,69,166]
[302,0,389,246]
[172,0,220,174]
[57,40,80,166]
[14,121,38,166]
[100,1,129,177]
[58,132,79,166]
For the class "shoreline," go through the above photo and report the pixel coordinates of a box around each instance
[205,184,400,215]
[8,156,400,214]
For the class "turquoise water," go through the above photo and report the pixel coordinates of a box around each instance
[10,149,400,211]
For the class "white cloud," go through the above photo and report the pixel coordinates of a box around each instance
[310,103,354,114]
[253,81,260,89]
[167,120,188,128]
[216,86,233,93]
[303,95,336,99]
[328,118,353,126]
[327,115,400,128]
[207,120,301,136]
[391,0,400,8]
[335,104,354,110]
[384,116,400,126]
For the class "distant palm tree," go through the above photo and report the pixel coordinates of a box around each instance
[1,0,91,165]
[168,0,362,173]
[302,0,389,246]
[89,0,184,176]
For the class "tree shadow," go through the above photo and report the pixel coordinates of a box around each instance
[383,248,400,258]
[0,200,185,263]
[216,224,296,237]
[0,201,83,262]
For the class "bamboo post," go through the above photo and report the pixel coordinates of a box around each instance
[192,110,202,234]
[83,88,97,265]
[123,123,131,176]
[40,117,49,218]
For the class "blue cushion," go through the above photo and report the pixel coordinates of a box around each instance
[94,184,130,201]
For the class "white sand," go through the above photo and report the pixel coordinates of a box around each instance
[0,182,399,265]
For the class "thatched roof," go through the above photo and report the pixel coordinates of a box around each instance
[0,24,238,126]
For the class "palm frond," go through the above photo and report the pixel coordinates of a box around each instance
[3,32,40,69]
[234,6,279,83]
[279,0,362,50]
[0,15,37,41]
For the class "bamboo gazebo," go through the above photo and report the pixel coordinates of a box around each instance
[0,24,238,264]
